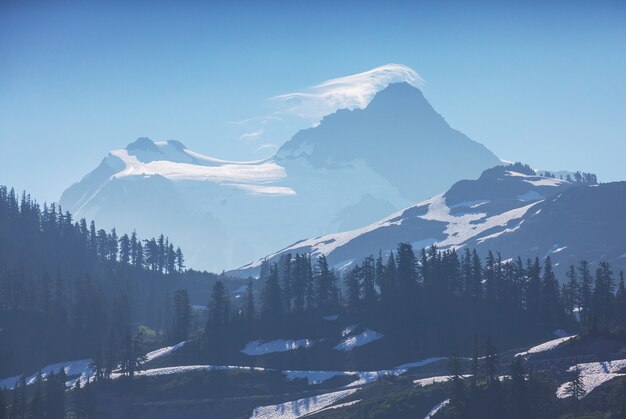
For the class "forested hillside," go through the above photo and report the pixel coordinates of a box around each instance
[0,186,244,378]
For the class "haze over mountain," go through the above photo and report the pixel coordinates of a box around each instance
[60,82,501,271]
[234,163,626,279]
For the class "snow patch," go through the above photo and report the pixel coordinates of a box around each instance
[515,335,576,358]
[557,358,626,399]
[334,330,383,351]
[242,339,314,356]
[144,341,186,364]
[0,359,93,390]
[414,374,471,387]
[250,388,358,419]
[425,399,450,419]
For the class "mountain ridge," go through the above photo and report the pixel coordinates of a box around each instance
[59,83,503,271]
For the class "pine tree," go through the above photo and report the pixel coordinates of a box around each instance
[280,253,293,313]
[565,362,586,413]
[541,256,561,327]
[509,357,530,419]
[362,256,377,315]
[157,234,166,273]
[130,230,139,265]
[565,265,578,316]
[578,260,593,330]
[314,255,337,313]
[616,271,626,330]
[448,354,466,414]
[31,371,45,419]
[11,375,26,419]
[244,280,256,322]
[119,233,131,265]
[0,388,6,419]
[483,338,499,384]
[345,265,361,312]
[261,264,283,330]
[45,370,65,419]
[171,289,192,343]
[592,261,615,333]
[175,247,185,272]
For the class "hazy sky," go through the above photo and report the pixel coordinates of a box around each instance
[1,0,625,202]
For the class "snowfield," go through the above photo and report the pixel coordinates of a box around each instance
[414,374,472,387]
[242,339,315,356]
[0,341,189,389]
[0,359,93,390]
[109,148,296,196]
[515,335,576,358]
[239,165,555,273]
[334,329,383,351]
[425,399,450,419]
[144,341,186,364]
[557,358,626,399]
[250,388,358,419]
[110,364,267,381]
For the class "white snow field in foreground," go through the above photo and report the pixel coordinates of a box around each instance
[144,341,186,363]
[425,399,451,419]
[242,339,315,356]
[414,374,472,387]
[0,359,93,390]
[557,358,626,399]
[0,341,189,389]
[250,388,358,419]
[110,364,267,380]
[334,329,383,351]
[515,335,576,358]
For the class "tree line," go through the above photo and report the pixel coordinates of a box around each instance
[0,185,230,380]
[198,243,626,363]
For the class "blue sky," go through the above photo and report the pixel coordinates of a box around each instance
[1,0,625,202]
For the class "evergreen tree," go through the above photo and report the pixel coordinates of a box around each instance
[207,281,229,332]
[0,388,6,419]
[565,362,586,413]
[448,354,466,414]
[171,289,192,343]
[509,357,530,419]
[45,370,66,419]
[30,371,45,419]
[280,253,293,313]
[175,247,185,272]
[130,230,139,265]
[315,255,337,313]
[616,271,626,330]
[244,280,256,323]
[578,260,593,329]
[565,265,578,317]
[261,264,283,331]
[483,338,499,384]
[592,261,615,333]
[361,255,378,315]
[345,265,361,312]
[541,256,561,326]
[11,375,26,419]
[119,233,131,265]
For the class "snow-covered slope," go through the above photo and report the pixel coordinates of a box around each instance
[60,83,501,271]
[234,165,626,278]
[233,164,575,275]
